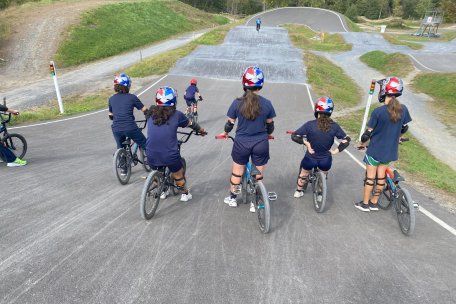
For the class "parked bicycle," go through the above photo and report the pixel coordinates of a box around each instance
[140,130,201,220]
[0,111,27,159]
[113,120,150,185]
[216,135,277,234]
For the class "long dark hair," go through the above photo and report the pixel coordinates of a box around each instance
[149,105,176,126]
[316,113,333,132]
[238,89,261,120]
[387,96,403,123]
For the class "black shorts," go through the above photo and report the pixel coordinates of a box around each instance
[231,138,269,166]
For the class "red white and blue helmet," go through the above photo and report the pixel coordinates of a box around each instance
[242,66,264,90]
[114,73,131,89]
[314,96,334,118]
[156,86,177,107]
[377,76,403,102]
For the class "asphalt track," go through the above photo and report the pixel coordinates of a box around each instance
[1,8,456,304]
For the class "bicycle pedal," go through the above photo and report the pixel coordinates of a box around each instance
[268,192,278,201]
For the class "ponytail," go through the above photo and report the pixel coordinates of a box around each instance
[238,90,261,120]
[387,96,403,123]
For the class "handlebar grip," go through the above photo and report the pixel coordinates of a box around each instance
[286,130,295,134]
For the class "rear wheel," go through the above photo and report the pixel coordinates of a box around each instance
[255,181,270,234]
[113,148,131,185]
[171,158,186,196]
[396,187,415,236]
[140,171,163,220]
[4,133,27,159]
[312,171,327,213]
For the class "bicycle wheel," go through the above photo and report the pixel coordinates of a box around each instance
[140,148,151,172]
[140,171,163,220]
[171,158,186,196]
[254,181,270,234]
[396,187,416,236]
[378,184,392,210]
[312,171,327,213]
[113,148,131,185]
[4,133,27,159]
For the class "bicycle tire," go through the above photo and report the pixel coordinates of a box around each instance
[113,148,131,185]
[4,133,27,159]
[140,171,163,220]
[140,148,151,172]
[313,171,327,213]
[255,181,270,234]
[378,184,392,210]
[171,158,186,196]
[396,187,416,236]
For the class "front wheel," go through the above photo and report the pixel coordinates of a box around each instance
[254,181,270,234]
[140,171,163,220]
[312,171,327,213]
[113,148,131,185]
[4,133,27,159]
[396,187,416,236]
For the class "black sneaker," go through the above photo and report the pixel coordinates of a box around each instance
[369,201,379,211]
[354,201,370,212]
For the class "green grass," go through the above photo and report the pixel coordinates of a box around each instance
[283,24,352,52]
[7,90,111,126]
[383,34,423,50]
[305,52,361,108]
[56,1,229,66]
[359,51,414,78]
[413,73,456,134]
[337,108,456,194]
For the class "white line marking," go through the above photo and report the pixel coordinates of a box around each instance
[304,83,456,237]
[408,54,439,72]
[10,75,168,130]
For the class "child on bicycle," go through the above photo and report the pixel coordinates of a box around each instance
[219,66,276,212]
[184,78,203,117]
[356,76,412,212]
[108,74,148,150]
[146,86,207,202]
[0,105,27,167]
[289,97,351,198]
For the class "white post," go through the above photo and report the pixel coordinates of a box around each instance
[359,80,377,141]
[50,61,64,114]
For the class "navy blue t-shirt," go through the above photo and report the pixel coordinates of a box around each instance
[184,85,199,101]
[227,95,276,140]
[295,120,346,160]
[366,104,412,162]
[146,110,189,166]
[108,93,144,132]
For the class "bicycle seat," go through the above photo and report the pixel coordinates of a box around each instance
[393,170,405,182]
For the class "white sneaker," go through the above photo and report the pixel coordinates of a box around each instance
[160,189,170,199]
[249,202,256,213]
[180,192,192,202]
[224,196,238,207]
[294,190,304,198]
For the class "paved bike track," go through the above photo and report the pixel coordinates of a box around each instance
[1,13,456,304]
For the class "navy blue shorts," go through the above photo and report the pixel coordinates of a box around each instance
[151,159,183,173]
[185,99,197,107]
[232,138,269,166]
[300,155,332,171]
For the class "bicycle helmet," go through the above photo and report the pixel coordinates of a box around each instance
[377,76,403,103]
[114,73,131,89]
[314,96,334,118]
[156,86,177,107]
[190,78,197,85]
[242,66,264,90]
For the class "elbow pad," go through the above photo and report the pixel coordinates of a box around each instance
[224,120,234,133]
[291,134,304,145]
[266,121,274,135]
[401,124,408,134]
[337,136,351,152]
[361,129,372,143]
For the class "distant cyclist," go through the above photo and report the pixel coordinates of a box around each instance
[356,76,412,212]
[256,17,261,31]
[184,78,203,118]
[289,97,350,198]
[219,66,276,212]
[0,104,27,167]
[146,86,207,202]
[108,74,148,151]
